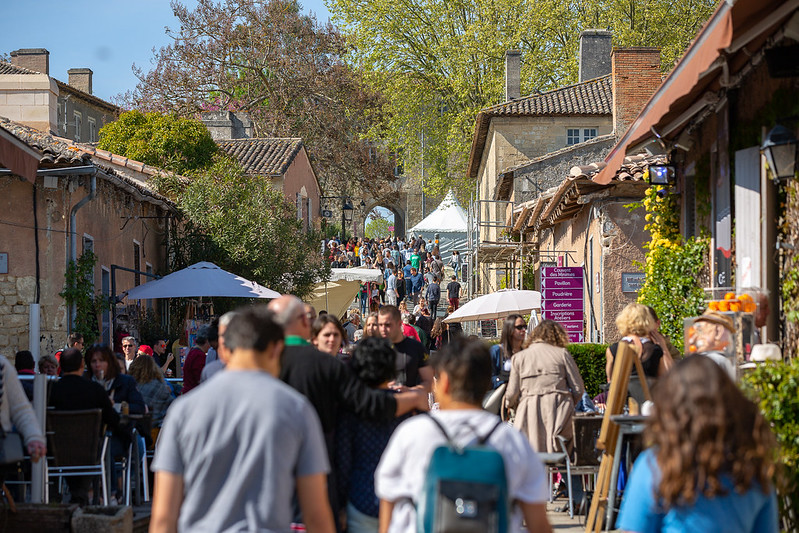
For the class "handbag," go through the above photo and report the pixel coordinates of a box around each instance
[0,428,24,465]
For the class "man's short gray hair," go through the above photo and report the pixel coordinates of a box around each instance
[122,336,137,346]
[271,296,306,327]
[219,311,238,329]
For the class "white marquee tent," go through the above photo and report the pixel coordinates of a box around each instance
[306,268,383,320]
[407,189,467,256]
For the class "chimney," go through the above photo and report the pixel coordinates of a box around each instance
[68,68,93,94]
[578,30,612,82]
[505,50,521,101]
[10,48,49,74]
[612,47,661,137]
[200,111,253,140]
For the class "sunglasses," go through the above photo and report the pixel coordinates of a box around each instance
[122,344,135,348]
[514,325,527,331]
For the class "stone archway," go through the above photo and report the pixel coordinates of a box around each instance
[358,202,406,239]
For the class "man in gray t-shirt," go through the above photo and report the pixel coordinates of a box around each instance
[150,306,334,533]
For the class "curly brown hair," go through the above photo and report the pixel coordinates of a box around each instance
[647,355,776,508]
[525,320,569,348]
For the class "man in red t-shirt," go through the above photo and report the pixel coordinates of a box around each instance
[181,326,211,394]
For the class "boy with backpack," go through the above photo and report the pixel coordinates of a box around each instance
[374,337,551,533]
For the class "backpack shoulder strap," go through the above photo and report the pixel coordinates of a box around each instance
[477,418,505,446]
[423,412,453,446]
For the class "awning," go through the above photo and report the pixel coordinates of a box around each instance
[595,0,798,184]
[0,127,41,183]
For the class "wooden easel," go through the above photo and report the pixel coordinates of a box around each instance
[585,341,652,533]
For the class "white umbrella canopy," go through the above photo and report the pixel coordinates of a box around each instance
[122,262,281,300]
[443,289,542,323]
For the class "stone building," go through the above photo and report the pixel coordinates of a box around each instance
[216,137,321,230]
[592,0,799,352]
[1,48,118,143]
[466,29,662,297]
[512,155,661,341]
[0,118,175,359]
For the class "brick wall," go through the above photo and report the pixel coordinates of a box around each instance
[612,48,661,138]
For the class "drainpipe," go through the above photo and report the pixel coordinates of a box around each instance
[67,168,98,331]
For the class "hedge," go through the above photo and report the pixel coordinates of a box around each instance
[567,343,608,398]
[740,360,799,531]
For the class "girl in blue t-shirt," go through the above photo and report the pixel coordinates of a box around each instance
[617,355,778,533]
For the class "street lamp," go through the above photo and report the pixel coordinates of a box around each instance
[761,125,798,182]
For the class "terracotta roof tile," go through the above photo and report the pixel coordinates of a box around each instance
[484,75,612,117]
[0,62,41,75]
[467,76,613,179]
[216,138,303,176]
[0,116,89,166]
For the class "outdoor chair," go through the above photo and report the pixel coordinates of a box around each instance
[556,414,604,518]
[536,451,568,504]
[45,409,109,505]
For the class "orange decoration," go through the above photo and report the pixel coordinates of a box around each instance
[724,292,737,300]
[717,301,730,312]
[708,301,719,311]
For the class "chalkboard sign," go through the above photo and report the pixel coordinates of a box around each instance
[480,319,498,338]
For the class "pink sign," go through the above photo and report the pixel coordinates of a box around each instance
[568,332,585,343]
[543,299,583,311]
[558,321,584,332]
[541,277,583,289]
[542,266,583,278]
[543,310,584,322]
[543,288,583,300]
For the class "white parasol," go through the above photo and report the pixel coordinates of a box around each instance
[443,289,542,323]
[121,262,281,300]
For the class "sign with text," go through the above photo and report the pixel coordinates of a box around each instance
[621,272,646,293]
[542,266,584,342]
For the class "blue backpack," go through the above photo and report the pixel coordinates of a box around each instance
[417,414,510,533]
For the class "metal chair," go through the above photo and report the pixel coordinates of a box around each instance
[536,451,568,503]
[45,409,109,505]
[556,415,604,518]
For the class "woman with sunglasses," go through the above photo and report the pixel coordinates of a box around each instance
[489,314,528,389]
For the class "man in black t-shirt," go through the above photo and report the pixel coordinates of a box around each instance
[378,305,433,392]
[446,275,461,310]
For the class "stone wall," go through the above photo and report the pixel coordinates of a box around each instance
[511,136,616,204]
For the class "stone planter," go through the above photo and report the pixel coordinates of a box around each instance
[71,505,133,533]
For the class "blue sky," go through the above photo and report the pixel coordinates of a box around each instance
[2,0,331,102]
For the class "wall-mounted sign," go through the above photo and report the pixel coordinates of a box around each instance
[621,272,646,293]
[0,253,7,274]
[321,209,333,218]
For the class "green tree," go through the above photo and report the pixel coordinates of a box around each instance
[328,0,716,197]
[365,215,392,239]
[119,0,394,198]
[156,155,326,298]
[98,110,217,174]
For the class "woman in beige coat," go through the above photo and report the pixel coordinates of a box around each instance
[505,320,585,453]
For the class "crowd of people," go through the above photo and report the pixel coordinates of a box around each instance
[324,235,463,320]
[0,294,780,532]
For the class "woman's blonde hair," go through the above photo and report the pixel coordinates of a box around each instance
[615,303,654,337]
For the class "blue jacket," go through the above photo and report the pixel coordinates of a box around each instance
[410,273,424,292]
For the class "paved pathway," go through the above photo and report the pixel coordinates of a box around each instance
[546,500,589,532]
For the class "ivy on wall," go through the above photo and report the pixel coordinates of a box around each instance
[60,252,108,346]
[633,184,708,353]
